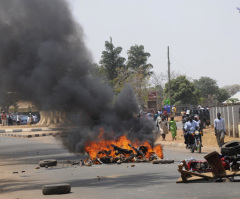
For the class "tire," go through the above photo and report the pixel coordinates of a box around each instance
[42,184,71,195]
[221,140,240,156]
[39,159,57,167]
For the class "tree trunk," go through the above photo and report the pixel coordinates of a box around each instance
[38,111,70,126]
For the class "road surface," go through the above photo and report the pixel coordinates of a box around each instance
[0,135,239,199]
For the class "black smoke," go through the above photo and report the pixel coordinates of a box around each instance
[0,0,154,153]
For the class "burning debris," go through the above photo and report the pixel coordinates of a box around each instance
[84,131,163,165]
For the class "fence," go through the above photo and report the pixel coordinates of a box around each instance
[210,105,240,138]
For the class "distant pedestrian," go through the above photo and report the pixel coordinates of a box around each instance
[16,113,21,125]
[163,110,168,121]
[1,111,7,126]
[172,105,177,117]
[27,113,33,125]
[33,114,38,124]
[7,114,13,126]
[214,113,226,147]
[159,118,168,141]
[153,111,159,122]
[155,114,161,133]
[169,116,177,141]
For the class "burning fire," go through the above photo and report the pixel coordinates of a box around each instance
[84,128,163,164]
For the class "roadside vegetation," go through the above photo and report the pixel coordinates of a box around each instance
[1,37,239,112]
[94,38,237,109]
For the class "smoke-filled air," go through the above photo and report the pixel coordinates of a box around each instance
[0,0,154,153]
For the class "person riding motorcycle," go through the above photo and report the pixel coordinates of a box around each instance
[184,115,199,148]
[194,115,203,146]
[182,114,189,147]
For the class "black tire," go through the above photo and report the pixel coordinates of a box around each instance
[221,140,240,156]
[42,184,71,195]
[39,159,57,167]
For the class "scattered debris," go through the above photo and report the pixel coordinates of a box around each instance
[39,159,57,167]
[35,166,40,169]
[79,159,84,167]
[97,176,106,180]
[177,151,240,183]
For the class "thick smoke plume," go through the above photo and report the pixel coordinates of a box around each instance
[0,0,154,153]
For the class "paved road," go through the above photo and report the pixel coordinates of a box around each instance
[0,135,240,199]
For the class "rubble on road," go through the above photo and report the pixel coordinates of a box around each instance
[177,151,240,183]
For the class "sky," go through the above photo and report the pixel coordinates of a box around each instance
[67,0,240,87]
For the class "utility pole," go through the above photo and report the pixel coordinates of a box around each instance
[168,46,171,114]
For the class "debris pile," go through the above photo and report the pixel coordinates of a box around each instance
[84,133,164,165]
[177,151,240,183]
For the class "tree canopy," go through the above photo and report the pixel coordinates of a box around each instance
[216,88,231,103]
[99,38,126,83]
[127,45,153,77]
[95,39,234,108]
[193,76,219,99]
[164,75,200,105]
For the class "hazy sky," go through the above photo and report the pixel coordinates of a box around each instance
[67,0,240,87]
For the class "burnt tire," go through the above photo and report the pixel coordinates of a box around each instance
[42,183,71,195]
[221,140,240,156]
[39,159,57,167]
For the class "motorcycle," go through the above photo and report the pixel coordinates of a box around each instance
[188,130,202,153]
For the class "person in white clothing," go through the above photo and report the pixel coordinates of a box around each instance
[214,113,226,147]
[16,113,21,125]
[33,114,38,124]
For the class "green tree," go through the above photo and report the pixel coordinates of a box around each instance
[127,45,153,77]
[216,88,231,103]
[99,38,126,84]
[193,76,219,99]
[164,75,200,105]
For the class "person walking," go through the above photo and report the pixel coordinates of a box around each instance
[155,114,161,133]
[214,113,226,147]
[163,110,168,121]
[172,105,177,117]
[16,113,21,125]
[169,116,177,140]
[1,111,7,126]
[154,111,159,122]
[27,113,33,126]
[159,118,168,141]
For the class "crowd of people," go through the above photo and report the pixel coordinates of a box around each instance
[154,110,177,141]
[152,104,226,149]
[0,111,39,126]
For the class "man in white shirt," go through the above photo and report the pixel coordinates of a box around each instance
[184,115,199,148]
[214,113,226,147]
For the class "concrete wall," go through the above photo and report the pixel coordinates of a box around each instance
[210,105,240,138]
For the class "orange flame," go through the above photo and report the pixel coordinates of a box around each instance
[84,128,164,162]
